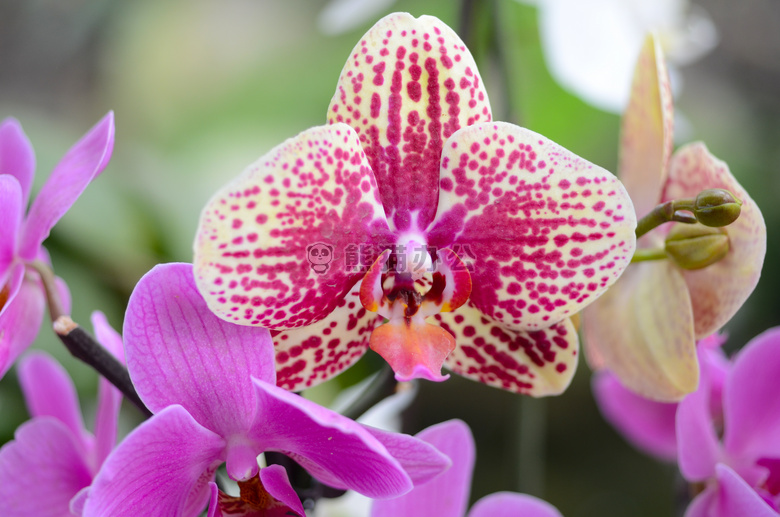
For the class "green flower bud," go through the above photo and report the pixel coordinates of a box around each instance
[665,223,730,270]
[694,189,742,227]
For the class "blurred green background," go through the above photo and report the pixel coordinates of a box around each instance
[1,0,778,515]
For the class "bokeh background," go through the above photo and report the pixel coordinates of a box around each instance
[1,0,778,515]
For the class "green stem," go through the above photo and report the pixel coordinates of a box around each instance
[635,199,697,239]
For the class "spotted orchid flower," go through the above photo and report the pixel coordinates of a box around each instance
[0,114,115,379]
[582,35,766,401]
[194,13,637,396]
[372,419,564,517]
[80,263,449,516]
[678,328,780,516]
[0,312,123,517]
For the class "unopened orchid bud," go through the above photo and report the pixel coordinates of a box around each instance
[694,189,742,227]
[665,223,729,270]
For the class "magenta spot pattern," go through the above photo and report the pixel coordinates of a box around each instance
[194,124,391,331]
[193,14,637,394]
[428,122,636,331]
[327,13,491,233]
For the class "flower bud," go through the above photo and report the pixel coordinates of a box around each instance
[665,223,729,270]
[694,189,742,227]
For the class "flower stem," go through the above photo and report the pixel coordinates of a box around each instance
[30,260,151,417]
[635,199,697,239]
[53,316,151,416]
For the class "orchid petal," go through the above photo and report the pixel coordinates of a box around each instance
[17,352,88,452]
[249,378,413,499]
[583,262,698,401]
[84,405,225,517]
[662,143,766,338]
[0,262,24,320]
[468,492,564,517]
[0,419,92,517]
[91,311,124,466]
[0,275,45,379]
[723,327,780,461]
[327,12,491,231]
[436,303,578,396]
[372,419,473,517]
[429,122,636,331]
[19,112,114,260]
[677,363,721,481]
[274,285,381,391]
[361,424,452,486]
[124,262,275,438]
[592,372,678,462]
[194,124,390,330]
[0,117,35,206]
[0,175,22,272]
[260,465,306,517]
[619,34,674,219]
[686,464,780,517]
[369,318,454,382]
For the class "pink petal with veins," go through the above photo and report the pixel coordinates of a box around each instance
[436,303,578,396]
[195,124,391,330]
[19,112,114,261]
[124,263,275,438]
[618,34,674,220]
[723,327,780,461]
[0,274,45,380]
[429,122,636,331]
[662,143,766,338]
[0,117,36,207]
[274,285,382,391]
[468,493,564,517]
[0,175,22,273]
[327,12,491,232]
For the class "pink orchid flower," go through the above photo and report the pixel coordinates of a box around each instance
[0,114,115,379]
[373,419,563,517]
[583,34,766,401]
[592,335,729,463]
[193,13,637,396]
[80,263,449,516]
[678,328,780,516]
[0,312,123,516]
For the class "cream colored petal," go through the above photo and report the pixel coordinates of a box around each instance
[618,34,674,219]
[662,143,766,337]
[434,303,578,397]
[583,261,698,401]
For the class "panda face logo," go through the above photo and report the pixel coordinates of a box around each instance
[307,243,334,274]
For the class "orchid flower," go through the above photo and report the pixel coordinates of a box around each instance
[591,334,728,463]
[0,311,123,516]
[582,35,766,401]
[0,113,115,379]
[80,262,449,516]
[677,328,780,516]
[372,419,564,517]
[520,0,718,112]
[193,13,637,396]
